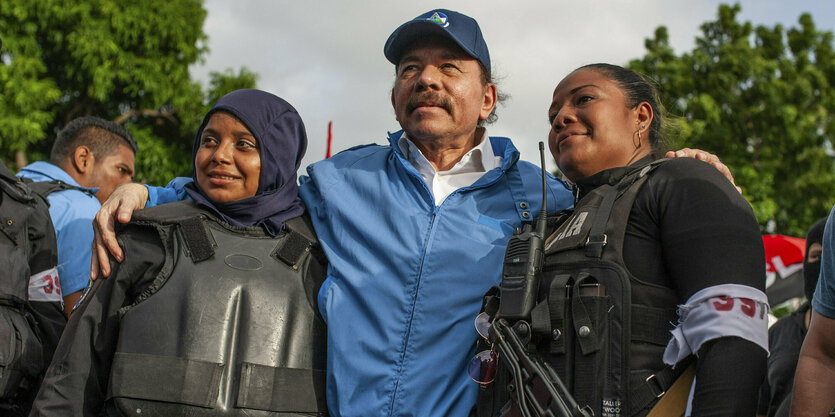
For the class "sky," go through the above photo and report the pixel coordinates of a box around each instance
[190,0,835,174]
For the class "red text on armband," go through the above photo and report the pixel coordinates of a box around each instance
[712,296,734,311]
[739,298,756,317]
[42,274,62,297]
[711,296,764,319]
[28,267,62,303]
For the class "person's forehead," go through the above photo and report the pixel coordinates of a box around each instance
[398,37,472,62]
[552,69,615,99]
[105,143,136,164]
[204,110,260,141]
[207,110,245,126]
[556,69,603,88]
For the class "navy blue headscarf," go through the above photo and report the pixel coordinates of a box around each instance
[185,89,307,236]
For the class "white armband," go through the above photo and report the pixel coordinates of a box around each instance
[663,284,768,366]
[28,267,63,304]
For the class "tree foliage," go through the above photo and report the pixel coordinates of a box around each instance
[0,0,257,185]
[629,3,835,236]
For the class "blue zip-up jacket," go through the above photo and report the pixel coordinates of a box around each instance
[145,132,574,416]
[300,132,573,416]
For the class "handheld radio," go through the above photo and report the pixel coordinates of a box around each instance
[498,142,549,321]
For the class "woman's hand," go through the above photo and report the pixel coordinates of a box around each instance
[90,183,149,279]
[666,148,741,193]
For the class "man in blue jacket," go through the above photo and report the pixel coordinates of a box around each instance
[90,9,734,417]
[296,10,575,416]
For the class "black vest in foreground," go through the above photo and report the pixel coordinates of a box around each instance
[479,161,682,417]
[107,201,327,416]
[0,163,58,405]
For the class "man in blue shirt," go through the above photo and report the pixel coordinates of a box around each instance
[19,116,136,316]
[792,206,835,415]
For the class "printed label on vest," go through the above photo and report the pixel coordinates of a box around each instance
[602,398,622,417]
[28,267,62,302]
[555,211,587,240]
[546,210,591,252]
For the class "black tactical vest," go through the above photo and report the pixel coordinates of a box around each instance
[0,163,49,399]
[105,201,328,416]
[479,160,684,417]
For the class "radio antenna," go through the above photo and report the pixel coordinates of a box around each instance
[537,142,548,237]
[497,142,549,321]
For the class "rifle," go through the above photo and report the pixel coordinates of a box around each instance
[488,318,593,417]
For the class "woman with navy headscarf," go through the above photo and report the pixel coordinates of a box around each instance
[31,90,329,416]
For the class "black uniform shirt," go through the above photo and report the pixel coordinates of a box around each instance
[575,156,767,417]
[758,303,808,417]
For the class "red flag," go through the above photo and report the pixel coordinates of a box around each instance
[762,234,806,276]
[326,121,333,159]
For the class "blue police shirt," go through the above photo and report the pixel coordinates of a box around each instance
[18,161,100,296]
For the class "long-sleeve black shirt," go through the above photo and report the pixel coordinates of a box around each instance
[575,156,767,416]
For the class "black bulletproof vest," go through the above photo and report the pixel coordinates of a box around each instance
[106,201,327,416]
[0,168,36,304]
[479,161,682,417]
[0,164,47,398]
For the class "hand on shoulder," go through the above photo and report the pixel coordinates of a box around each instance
[665,148,741,193]
[90,183,149,280]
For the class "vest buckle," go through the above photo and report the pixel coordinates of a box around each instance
[585,234,608,246]
[645,373,666,398]
[584,234,608,258]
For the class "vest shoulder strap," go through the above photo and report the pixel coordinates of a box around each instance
[131,200,208,224]
[585,159,668,258]
[130,201,217,263]
[284,215,317,245]
[275,215,318,268]
[0,165,35,204]
[644,363,696,417]
[20,179,95,202]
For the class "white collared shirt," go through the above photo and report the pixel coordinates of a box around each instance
[398,129,503,206]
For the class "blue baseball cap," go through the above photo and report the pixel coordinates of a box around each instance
[384,9,490,74]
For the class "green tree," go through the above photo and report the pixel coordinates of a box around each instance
[0,0,257,184]
[630,3,835,236]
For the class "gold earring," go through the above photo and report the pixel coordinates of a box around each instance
[637,130,643,148]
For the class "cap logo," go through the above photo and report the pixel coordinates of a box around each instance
[424,11,449,28]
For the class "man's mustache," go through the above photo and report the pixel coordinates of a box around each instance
[406,93,452,114]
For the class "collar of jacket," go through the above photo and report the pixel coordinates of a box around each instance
[385,129,520,172]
